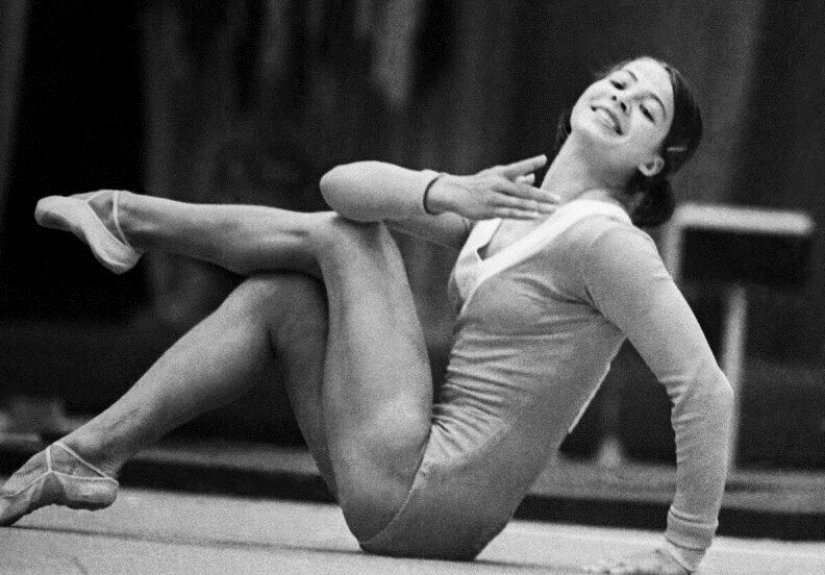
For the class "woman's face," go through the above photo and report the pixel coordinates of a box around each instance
[569,58,675,179]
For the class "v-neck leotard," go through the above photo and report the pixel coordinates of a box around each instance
[360,197,732,568]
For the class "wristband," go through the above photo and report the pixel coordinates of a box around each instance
[423,172,447,215]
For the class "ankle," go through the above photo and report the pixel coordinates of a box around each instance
[114,191,149,251]
[59,434,123,479]
[112,190,141,250]
[86,189,140,251]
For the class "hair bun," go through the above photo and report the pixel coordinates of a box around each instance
[631,178,675,228]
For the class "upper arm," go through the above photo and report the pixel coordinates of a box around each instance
[582,225,729,402]
[385,213,472,251]
[320,161,472,250]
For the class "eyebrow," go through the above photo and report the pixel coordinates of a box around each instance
[624,68,668,120]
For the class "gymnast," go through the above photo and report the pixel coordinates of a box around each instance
[0,56,732,575]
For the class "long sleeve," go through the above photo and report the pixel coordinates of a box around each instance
[320,161,439,221]
[581,223,734,570]
[320,161,472,249]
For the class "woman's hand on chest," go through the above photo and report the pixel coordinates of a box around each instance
[426,156,560,221]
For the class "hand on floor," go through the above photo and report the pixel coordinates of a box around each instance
[584,548,691,575]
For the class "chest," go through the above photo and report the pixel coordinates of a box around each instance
[478,218,546,260]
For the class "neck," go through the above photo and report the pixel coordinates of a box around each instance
[540,139,627,207]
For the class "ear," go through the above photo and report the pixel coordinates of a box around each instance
[638,154,665,177]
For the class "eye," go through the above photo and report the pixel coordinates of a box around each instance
[610,79,625,89]
[641,105,654,122]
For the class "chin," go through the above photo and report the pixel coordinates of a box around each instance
[569,123,616,155]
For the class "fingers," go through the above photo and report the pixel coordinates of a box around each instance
[516,174,535,185]
[583,552,687,575]
[450,169,559,220]
[498,154,548,179]
[494,193,555,216]
[493,207,552,220]
[487,179,558,219]
[583,562,640,575]
[584,559,616,574]
[501,179,560,205]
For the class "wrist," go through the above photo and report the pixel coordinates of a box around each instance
[660,538,705,573]
[423,173,449,215]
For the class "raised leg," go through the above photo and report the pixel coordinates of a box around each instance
[98,191,325,277]
[311,218,433,539]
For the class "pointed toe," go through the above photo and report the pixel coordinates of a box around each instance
[0,443,118,527]
[34,190,142,274]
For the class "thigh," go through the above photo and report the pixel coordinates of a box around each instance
[359,367,567,560]
[228,273,337,497]
[259,273,338,498]
[310,217,435,539]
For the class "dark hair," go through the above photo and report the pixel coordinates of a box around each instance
[554,57,703,228]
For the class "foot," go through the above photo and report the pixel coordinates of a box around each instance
[0,442,119,526]
[34,189,143,274]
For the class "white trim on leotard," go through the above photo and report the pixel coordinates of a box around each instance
[453,199,632,317]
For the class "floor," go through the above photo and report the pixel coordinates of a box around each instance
[3,487,824,575]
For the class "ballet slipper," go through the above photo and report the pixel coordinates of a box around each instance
[34,189,142,274]
[0,442,119,526]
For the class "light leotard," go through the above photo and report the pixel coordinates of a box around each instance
[336,168,733,570]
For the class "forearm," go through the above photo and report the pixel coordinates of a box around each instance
[320,156,556,250]
[320,161,438,222]
[662,368,734,571]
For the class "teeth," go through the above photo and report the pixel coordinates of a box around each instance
[595,108,620,134]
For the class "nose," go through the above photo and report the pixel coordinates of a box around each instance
[611,93,628,114]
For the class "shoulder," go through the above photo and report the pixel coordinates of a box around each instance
[564,215,671,296]
[564,212,658,261]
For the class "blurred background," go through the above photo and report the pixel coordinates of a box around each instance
[0,0,823,473]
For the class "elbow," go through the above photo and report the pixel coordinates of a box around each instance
[319,164,349,209]
[705,372,735,425]
[319,163,372,220]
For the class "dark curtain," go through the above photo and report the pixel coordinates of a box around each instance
[0,0,31,252]
[137,0,823,365]
[1,0,821,451]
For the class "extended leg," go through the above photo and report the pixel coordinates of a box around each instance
[90,191,325,277]
[66,273,333,481]
[0,272,337,525]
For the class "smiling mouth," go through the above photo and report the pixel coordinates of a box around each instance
[592,106,623,135]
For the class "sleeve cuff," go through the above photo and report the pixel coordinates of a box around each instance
[660,538,706,573]
[666,505,717,551]
[419,169,443,216]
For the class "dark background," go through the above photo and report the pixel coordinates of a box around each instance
[0,0,822,469]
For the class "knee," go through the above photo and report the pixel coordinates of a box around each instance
[338,477,411,541]
[336,462,417,541]
[309,213,392,256]
[333,417,429,539]
[224,273,327,332]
